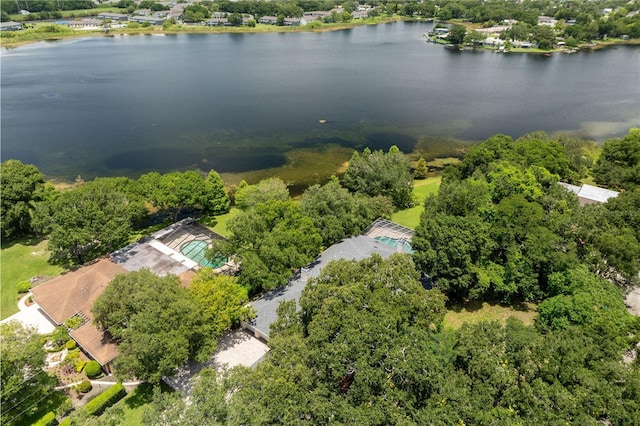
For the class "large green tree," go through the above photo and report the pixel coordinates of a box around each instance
[139,171,210,221]
[0,160,45,240]
[233,177,289,210]
[300,177,393,247]
[342,145,414,209]
[226,254,447,424]
[225,199,322,295]
[34,178,141,264]
[203,170,230,215]
[92,270,213,383]
[593,128,640,190]
[1,322,60,426]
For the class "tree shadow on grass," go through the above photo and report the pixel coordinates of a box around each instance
[448,299,536,313]
[123,382,173,411]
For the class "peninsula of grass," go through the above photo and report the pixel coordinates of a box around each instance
[1,238,63,319]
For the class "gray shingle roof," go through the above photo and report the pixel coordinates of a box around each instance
[249,235,401,338]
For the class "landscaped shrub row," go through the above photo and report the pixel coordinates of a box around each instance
[83,383,126,416]
[84,360,102,379]
[33,411,58,426]
[65,339,77,350]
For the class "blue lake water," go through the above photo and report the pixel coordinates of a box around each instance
[1,21,639,180]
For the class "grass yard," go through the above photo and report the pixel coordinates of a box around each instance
[391,176,441,229]
[444,300,538,330]
[1,238,63,320]
[118,382,173,425]
[201,208,241,239]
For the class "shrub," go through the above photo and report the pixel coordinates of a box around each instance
[33,411,58,426]
[17,281,31,294]
[83,383,126,416]
[65,339,77,350]
[84,360,102,379]
[64,316,83,330]
[58,419,71,426]
[77,380,92,393]
[74,360,86,373]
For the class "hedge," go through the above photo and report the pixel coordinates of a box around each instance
[58,418,71,426]
[83,383,126,416]
[33,411,58,426]
[84,360,102,379]
[65,339,77,350]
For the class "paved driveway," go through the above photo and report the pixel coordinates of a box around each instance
[0,294,56,334]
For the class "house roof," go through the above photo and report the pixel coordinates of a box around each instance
[31,259,127,325]
[249,235,400,338]
[70,322,119,366]
[578,184,619,203]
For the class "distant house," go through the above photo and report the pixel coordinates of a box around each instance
[97,12,129,22]
[206,18,230,26]
[559,182,619,205]
[538,15,558,27]
[68,19,103,29]
[129,15,165,25]
[283,17,300,26]
[0,21,23,31]
[258,15,278,25]
[351,10,369,19]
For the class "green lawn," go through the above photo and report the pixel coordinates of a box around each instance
[391,176,441,229]
[202,208,241,239]
[444,300,538,330]
[1,238,63,320]
[119,382,173,425]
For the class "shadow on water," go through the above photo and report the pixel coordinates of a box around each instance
[104,147,287,174]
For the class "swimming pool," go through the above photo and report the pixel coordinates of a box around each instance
[374,236,414,254]
[180,240,227,268]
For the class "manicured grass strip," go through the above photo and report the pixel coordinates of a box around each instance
[32,411,57,426]
[1,238,63,320]
[391,176,441,229]
[443,300,537,330]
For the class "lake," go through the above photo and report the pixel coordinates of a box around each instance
[1,21,639,183]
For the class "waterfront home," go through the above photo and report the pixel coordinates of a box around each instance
[129,15,165,25]
[351,10,369,19]
[0,21,23,31]
[97,12,129,22]
[68,19,103,29]
[258,15,278,25]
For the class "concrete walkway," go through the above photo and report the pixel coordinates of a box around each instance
[0,293,56,334]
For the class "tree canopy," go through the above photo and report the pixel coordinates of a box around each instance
[593,127,640,190]
[300,177,393,247]
[0,160,45,240]
[92,270,215,383]
[233,177,289,210]
[342,145,414,209]
[1,321,59,426]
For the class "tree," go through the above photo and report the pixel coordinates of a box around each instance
[226,200,322,295]
[300,177,393,247]
[0,160,45,240]
[531,25,556,49]
[413,157,429,179]
[139,171,209,221]
[92,270,213,383]
[233,177,289,210]
[1,321,60,426]
[35,179,140,264]
[593,128,640,190]
[226,254,448,424]
[342,146,414,209]
[203,170,230,215]
[448,25,467,45]
[228,13,242,26]
[189,270,254,336]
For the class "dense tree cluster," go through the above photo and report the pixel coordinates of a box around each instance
[141,253,640,425]
[1,322,60,426]
[594,128,640,190]
[92,268,251,383]
[413,131,640,302]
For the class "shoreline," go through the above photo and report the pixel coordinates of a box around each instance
[0,16,408,49]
